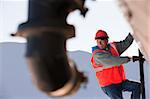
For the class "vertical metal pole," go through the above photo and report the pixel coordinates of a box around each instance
[139,50,146,99]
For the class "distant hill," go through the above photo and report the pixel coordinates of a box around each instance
[0,42,149,99]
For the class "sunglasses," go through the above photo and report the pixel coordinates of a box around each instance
[96,37,109,40]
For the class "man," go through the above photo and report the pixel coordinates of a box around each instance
[91,30,141,99]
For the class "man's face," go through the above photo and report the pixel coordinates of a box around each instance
[96,38,108,49]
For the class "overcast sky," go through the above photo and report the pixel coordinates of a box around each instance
[0,0,139,55]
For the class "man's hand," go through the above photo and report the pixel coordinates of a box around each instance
[127,56,132,61]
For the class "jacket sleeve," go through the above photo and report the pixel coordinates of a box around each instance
[94,52,130,68]
[115,33,134,55]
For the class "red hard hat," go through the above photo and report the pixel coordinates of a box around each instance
[95,30,109,39]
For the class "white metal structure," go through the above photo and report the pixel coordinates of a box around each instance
[118,0,150,64]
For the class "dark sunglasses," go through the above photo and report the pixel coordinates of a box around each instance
[96,37,109,40]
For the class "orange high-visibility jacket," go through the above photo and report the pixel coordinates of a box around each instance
[91,43,126,87]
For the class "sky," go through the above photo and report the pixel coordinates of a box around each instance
[0,0,139,56]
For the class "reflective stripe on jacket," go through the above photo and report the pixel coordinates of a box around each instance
[91,43,126,87]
